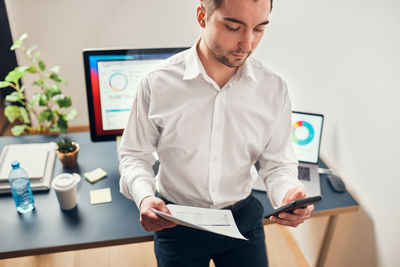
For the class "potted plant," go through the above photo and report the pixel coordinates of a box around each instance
[56,138,79,169]
[0,33,77,136]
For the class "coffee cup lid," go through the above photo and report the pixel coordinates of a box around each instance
[52,173,80,191]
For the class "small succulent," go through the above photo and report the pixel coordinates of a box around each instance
[56,138,77,153]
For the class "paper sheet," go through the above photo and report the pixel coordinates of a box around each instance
[152,204,248,240]
[84,168,107,183]
[90,188,112,204]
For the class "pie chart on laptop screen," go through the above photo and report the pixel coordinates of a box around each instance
[292,120,315,146]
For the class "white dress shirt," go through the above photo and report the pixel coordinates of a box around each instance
[118,42,303,210]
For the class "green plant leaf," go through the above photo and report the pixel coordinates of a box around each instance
[53,94,72,108]
[50,66,61,73]
[18,65,37,73]
[5,68,25,85]
[11,124,27,136]
[19,33,28,41]
[57,114,68,133]
[48,73,64,83]
[10,40,22,50]
[4,105,21,123]
[56,137,76,152]
[34,51,41,61]
[25,45,37,58]
[25,65,38,73]
[26,102,33,110]
[0,81,12,88]
[31,92,48,106]
[38,60,46,71]
[10,33,28,51]
[19,107,31,123]
[32,79,44,87]
[45,84,61,99]
[38,109,54,123]
[5,91,24,103]
[66,108,78,120]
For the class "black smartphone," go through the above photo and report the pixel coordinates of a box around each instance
[264,195,322,219]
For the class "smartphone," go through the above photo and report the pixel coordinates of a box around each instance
[264,195,322,219]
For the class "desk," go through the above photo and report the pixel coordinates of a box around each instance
[0,132,359,267]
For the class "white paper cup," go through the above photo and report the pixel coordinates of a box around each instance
[52,173,81,210]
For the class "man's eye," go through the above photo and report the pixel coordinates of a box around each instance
[225,25,240,32]
[254,27,265,33]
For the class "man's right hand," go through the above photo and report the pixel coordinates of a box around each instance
[139,196,177,232]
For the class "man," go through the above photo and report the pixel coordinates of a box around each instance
[119,0,314,266]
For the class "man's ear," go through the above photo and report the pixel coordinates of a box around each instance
[196,6,206,28]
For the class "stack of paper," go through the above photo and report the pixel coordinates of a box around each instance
[152,204,248,240]
[0,142,57,194]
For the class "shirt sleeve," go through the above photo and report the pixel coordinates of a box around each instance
[258,81,304,209]
[118,77,159,209]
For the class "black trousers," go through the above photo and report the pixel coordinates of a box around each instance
[154,194,268,267]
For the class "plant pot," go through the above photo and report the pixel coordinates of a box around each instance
[56,142,79,169]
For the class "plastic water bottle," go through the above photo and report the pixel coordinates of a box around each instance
[8,161,35,213]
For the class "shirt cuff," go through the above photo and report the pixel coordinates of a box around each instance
[127,178,156,209]
[132,189,155,210]
[270,182,305,209]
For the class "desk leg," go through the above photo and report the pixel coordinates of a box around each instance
[316,214,339,267]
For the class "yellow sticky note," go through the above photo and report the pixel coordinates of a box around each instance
[84,168,107,183]
[90,188,112,205]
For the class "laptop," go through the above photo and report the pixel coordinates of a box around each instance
[252,111,324,197]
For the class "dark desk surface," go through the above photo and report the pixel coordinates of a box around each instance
[0,132,358,259]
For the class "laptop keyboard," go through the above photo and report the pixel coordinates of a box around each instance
[298,166,310,181]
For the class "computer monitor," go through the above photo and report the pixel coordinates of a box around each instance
[83,47,188,142]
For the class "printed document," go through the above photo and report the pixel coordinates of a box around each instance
[152,204,248,240]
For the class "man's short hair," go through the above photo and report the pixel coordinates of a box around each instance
[200,0,273,18]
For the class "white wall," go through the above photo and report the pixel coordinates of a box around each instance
[5,0,400,266]
[5,0,200,126]
[254,0,400,266]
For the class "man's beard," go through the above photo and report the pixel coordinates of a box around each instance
[215,50,251,68]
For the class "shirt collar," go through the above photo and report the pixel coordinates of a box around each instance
[183,40,204,80]
[236,58,257,83]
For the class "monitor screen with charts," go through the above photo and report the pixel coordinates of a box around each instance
[83,47,188,141]
[291,111,324,164]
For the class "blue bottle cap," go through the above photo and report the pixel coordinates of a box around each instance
[11,161,20,168]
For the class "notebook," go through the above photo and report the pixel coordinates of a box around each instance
[0,142,57,193]
[252,111,324,197]
[0,143,49,180]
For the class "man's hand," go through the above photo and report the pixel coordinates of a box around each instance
[139,196,177,232]
[269,186,314,227]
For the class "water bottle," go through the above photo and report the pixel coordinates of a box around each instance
[8,161,35,213]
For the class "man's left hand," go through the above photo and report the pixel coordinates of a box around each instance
[269,186,314,227]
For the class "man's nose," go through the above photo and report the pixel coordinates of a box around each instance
[238,30,253,52]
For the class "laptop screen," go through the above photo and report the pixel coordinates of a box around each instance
[291,111,324,164]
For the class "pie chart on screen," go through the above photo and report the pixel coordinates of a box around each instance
[292,120,314,146]
[109,72,128,91]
